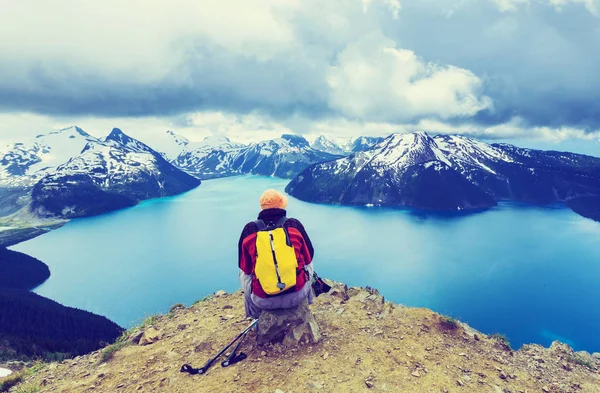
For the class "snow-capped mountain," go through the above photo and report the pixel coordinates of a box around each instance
[286,132,600,219]
[168,133,247,179]
[161,131,340,179]
[28,128,200,219]
[310,135,383,155]
[232,134,341,178]
[158,130,191,161]
[0,126,99,189]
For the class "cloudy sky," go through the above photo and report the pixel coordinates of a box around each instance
[1,0,600,151]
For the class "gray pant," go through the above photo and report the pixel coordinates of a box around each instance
[240,270,314,319]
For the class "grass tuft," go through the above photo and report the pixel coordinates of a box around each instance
[567,354,596,370]
[0,373,22,393]
[169,303,186,313]
[438,316,460,332]
[99,340,128,363]
[490,333,512,350]
[13,384,40,393]
[140,314,160,329]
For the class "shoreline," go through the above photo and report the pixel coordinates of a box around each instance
[0,223,65,248]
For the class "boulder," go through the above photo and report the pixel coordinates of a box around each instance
[327,287,349,301]
[138,327,161,346]
[549,341,575,357]
[257,300,320,346]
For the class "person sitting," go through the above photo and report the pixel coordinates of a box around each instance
[238,189,314,319]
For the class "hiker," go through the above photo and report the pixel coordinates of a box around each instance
[238,189,315,318]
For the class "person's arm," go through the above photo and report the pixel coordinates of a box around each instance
[288,219,314,260]
[238,223,255,293]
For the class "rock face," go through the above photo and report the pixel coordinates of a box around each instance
[287,132,600,218]
[257,299,320,346]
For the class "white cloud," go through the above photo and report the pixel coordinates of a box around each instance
[327,32,492,122]
[493,0,530,12]
[492,0,599,14]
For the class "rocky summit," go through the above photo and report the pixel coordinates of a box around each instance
[5,283,600,393]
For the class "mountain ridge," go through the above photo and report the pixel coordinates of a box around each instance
[286,132,600,220]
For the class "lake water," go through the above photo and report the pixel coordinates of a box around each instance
[11,176,600,353]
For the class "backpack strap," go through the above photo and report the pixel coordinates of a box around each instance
[274,216,293,247]
[254,219,266,231]
[275,216,287,228]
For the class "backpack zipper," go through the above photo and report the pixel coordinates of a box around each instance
[268,231,286,291]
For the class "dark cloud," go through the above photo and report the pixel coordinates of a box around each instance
[0,0,599,133]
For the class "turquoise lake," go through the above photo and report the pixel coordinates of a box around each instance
[11,176,600,352]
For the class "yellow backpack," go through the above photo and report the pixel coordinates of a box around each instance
[254,217,298,295]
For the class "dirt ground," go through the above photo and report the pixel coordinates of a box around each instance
[10,284,600,393]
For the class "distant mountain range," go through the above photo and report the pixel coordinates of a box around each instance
[160,132,342,179]
[286,132,600,221]
[310,135,383,155]
[0,127,377,227]
[2,127,599,230]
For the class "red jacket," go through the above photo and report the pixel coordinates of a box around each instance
[238,208,314,299]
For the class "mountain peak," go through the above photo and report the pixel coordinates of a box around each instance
[36,126,92,139]
[104,128,128,143]
[166,130,190,145]
[202,135,231,144]
[281,134,309,147]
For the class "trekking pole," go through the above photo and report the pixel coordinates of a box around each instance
[221,328,250,367]
[180,319,258,375]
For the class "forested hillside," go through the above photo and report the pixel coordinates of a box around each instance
[0,248,123,361]
[0,248,50,290]
[0,289,123,361]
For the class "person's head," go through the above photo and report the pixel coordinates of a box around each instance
[259,189,288,210]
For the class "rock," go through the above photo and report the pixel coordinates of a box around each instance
[411,371,420,377]
[365,379,374,388]
[223,305,233,310]
[562,361,572,371]
[138,328,161,346]
[327,287,349,301]
[456,380,464,386]
[549,341,575,357]
[365,294,383,303]
[499,371,507,380]
[474,334,480,341]
[350,291,371,303]
[347,286,363,298]
[128,330,144,345]
[257,299,320,346]
[215,290,227,297]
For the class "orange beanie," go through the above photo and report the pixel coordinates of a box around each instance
[260,189,288,210]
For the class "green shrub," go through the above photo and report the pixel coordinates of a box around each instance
[490,333,512,350]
